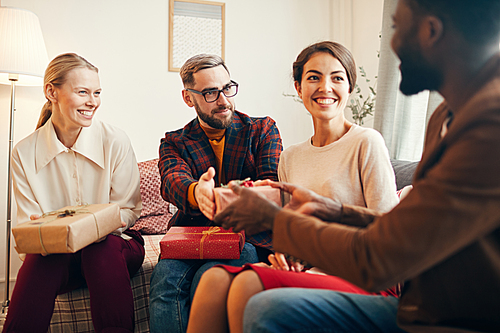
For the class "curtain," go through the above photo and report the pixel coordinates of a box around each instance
[373,0,443,161]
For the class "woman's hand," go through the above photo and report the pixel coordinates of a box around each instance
[253,179,271,186]
[251,262,271,268]
[269,252,304,272]
[108,221,127,240]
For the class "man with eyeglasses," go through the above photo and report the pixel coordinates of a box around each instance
[149,54,282,333]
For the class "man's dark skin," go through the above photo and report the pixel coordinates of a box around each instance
[215,181,342,235]
[215,0,500,237]
[214,1,500,331]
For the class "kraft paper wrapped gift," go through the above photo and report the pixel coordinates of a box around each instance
[160,226,245,260]
[12,203,122,254]
[214,185,282,214]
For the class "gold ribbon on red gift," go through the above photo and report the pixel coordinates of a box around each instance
[200,226,221,259]
[34,204,99,255]
[168,226,244,259]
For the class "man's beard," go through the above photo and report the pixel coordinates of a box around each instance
[194,101,235,129]
[398,43,442,96]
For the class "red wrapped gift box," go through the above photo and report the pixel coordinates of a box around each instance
[160,226,245,260]
[214,185,281,214]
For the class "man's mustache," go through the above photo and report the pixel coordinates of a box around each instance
[212,105,233,113]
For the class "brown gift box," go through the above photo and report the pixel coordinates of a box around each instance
[214,185,282,214]
[12,203,122,254]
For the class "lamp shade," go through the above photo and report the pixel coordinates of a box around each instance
[0,6,48,86]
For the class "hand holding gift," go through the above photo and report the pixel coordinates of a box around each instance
[12,203,123,255]
[214,182,282,235]
[214,178,282,215]
[214,180,342,235]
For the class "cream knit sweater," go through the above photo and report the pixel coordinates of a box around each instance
[278,125,398,213]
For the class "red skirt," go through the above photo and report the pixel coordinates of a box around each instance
[218,264,398,297]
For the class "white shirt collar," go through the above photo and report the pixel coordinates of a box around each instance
[35,118,105,173]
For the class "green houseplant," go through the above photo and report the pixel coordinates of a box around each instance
[348,66,376,125]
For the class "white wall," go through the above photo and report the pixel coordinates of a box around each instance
[351,0,384,127]
[0,0,383,300]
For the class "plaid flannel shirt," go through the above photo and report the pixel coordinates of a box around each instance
[158,111,282,249]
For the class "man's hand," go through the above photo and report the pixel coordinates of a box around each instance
[270,182,342,222]
[214,182,281,235]
[195,167,216,220]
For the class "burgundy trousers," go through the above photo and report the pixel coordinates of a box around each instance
[3,231,145,333]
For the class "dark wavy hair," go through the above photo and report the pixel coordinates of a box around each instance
[293,41,357,93]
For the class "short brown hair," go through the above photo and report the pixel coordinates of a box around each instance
[293,41,357,93]
[180,54,229,88]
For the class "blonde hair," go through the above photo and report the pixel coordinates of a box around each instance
[36,53,98,130]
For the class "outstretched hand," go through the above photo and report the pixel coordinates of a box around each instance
[195,167,216,220]
[214,182,281,235]
[269,181,342,222]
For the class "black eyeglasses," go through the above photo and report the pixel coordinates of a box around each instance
[186,80,239,103]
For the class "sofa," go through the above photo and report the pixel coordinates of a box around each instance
[48,159,174,333]
[47,158,419,333]
[390,159,419,191]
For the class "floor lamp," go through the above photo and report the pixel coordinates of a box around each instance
[0,6,48,322]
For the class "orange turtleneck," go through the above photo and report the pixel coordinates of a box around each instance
[187,124,226,208]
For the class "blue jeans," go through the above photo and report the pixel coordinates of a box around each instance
[149,242,258,333]
[244,288,406,333]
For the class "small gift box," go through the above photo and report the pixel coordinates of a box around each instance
[12,203,122,254]
[214,185,282,214]
[160,226,245,260]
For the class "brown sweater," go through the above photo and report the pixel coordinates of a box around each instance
[274,54,500,333]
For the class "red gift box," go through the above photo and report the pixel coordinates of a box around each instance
[160,226,245,260]
[214,185,281,214]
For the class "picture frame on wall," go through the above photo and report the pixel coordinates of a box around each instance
[169,0,225,72]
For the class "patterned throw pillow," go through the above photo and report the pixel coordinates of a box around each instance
[131,214,171,235]
[130,158,173,234]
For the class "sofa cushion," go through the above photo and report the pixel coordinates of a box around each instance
[130,158,172,234]
[391,159,419,190]
[138,158,169,217]
[132,214,171,235]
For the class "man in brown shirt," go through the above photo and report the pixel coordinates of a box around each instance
[215,0,500,332]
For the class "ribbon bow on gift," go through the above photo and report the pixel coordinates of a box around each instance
[199,226,221,259]
[35,204,99,255]
[166,226,244,259]
[55,209,77,218]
